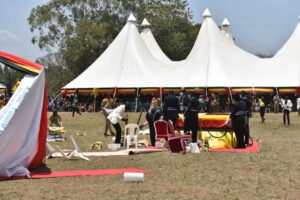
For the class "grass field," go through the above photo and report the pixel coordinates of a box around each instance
[1,112,300,200]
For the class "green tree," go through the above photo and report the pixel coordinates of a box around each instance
[28,0,199,92]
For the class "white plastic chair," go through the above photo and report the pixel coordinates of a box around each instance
[124,124,140,149]
[56,135,90,161]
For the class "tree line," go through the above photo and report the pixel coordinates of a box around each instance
[27,0,200,95]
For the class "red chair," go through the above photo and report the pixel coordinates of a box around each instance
[167,120,176,137]
[154,119,174,140]
[168,120,191,145]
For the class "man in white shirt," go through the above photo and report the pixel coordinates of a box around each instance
[281,96,293,125]
[297,96,300,116]
[107,104,128,144]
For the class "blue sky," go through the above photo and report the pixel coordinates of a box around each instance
[0,0,300,60]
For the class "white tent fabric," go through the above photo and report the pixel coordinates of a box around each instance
[140,18,184,65]
[64,11,300,90]
[275,17,300,58]
[186,9,261,87]
[63,15,192,89]
[187,9,300,87]
[221,18,234,43]
[0,71,45,177]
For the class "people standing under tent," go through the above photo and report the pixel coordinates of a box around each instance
[241,91,252,146]
[219,94,227,112]
[230,95,246,149]
[273,94,280,113]
[163,90,180,128]
[146,99,162,146]
[226,95,232,112]
[281,96,293,126]
[149,96,159,109]
[101,95,115,136]
[198,95,206,112]
[184,93,200,143]
[210,93,219,113]
[0,95,5,109]
[72,89,82,117]
[107,104,129,144]
[251,95,257,113]
[178,90,190,113]
[297,96,300,116]
[258,96,266,123]
[49,110,62,127]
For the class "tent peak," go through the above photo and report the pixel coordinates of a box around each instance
[222,18,230,26]
[127,13,137,23]
[141,18,151,27]
[203,8,212,18]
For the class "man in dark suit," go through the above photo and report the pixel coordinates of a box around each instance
[146,105,162,146]
[230,95,246,148]
[163,90,180,128]
[184,93,200,143]
[241,91,252,145]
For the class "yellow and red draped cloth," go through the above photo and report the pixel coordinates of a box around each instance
[231,88,274,94]
[278,88,297,94]
[176,113,231,129]
[61,88,138,96]
[208,88,227,94]
[185,88,205,94]
[62,88,115,96]
[0,51,47,177]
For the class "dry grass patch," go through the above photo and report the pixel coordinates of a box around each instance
[1,112,300,199]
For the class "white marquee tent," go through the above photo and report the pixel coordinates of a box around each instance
[140,18,184,66]
[63,14,194,89]
[63,10,300,93]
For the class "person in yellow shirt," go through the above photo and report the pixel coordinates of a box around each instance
[258,96,266,123]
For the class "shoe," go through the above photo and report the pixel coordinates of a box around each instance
[110,132,115,136]
[262,118,265,123]
[104,133,109,137]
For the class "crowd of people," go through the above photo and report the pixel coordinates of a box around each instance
[44,90,300,148]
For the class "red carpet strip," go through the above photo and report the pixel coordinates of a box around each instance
[31,168,148,179]
[0,168,149,180]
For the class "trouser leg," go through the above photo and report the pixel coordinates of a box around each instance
[235,125,245,148]
[113,123,122,143]
[283,111,286,125]
[149,123,156,146]
[191,127,198,143]
[72,108,75,117]
[287,110,290,125]
[245,124,249,145]
[104,119,109,134]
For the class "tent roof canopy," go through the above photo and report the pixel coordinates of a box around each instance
[222,18,230,26]
[127,13,137,23]
[203,8,212,18]
[141,18,151,27]
[64,10,300,90]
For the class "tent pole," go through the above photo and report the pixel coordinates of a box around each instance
[228,87,233,104]
[93,88,97,112]
[160,87,163,107]
[275,87,279,96]
[113,87,117,99]
[135,88,139,112]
